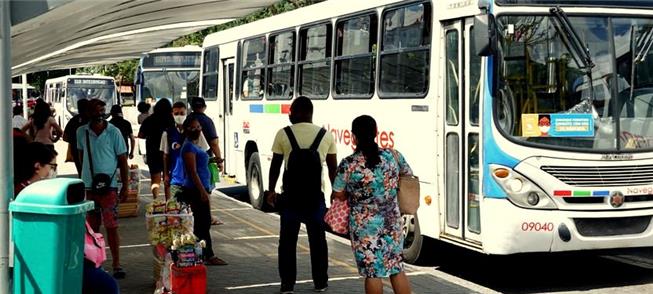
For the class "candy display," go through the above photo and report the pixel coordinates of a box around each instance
[145,199,194,247]
[170,234,206,268]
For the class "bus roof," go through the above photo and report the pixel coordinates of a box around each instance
[203,0,403,47]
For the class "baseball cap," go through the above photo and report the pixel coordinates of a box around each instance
[110,104,122,115]
[190,97,206,109]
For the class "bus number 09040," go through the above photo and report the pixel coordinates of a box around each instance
[521,222,554,232]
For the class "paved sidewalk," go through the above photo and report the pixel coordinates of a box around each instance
[107,181,480,294]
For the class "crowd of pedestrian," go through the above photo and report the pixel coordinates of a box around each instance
[12,94,413,294]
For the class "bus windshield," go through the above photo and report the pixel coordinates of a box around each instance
[66,85,115,114]
[142,70,199,101]
[496,15,653,151]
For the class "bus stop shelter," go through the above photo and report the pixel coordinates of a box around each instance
[0,0,277,292]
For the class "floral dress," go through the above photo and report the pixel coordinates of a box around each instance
[333,148,413,278]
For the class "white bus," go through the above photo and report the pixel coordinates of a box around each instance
[201,0,653,263]
[44,74,118,128]
[134,45,202,103]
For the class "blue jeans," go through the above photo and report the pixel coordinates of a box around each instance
[279,203,328,290]
[83,262,119,294]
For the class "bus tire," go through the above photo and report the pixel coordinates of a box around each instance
[402,214,429,265]
[246,152,265,210]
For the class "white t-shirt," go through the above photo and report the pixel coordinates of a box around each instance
[12,115,27,129]
[159,129,210,154]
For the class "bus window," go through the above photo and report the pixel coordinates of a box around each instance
[267,31,295,100]
[298,23,332,99]
[379,2,431,97]
[202,47,219,100]
[469,26,481,126]
[241,36,267,100]
[334,13,378,98]
[446,30,460,126]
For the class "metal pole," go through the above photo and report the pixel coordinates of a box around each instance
[21,74,27,118]
[0,0,13,293]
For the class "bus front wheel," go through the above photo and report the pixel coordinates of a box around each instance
[246,153,265,210]
[402,214,428,264]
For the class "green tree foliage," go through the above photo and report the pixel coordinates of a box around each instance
[79,0,324,84]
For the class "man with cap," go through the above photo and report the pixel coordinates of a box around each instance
[188,97,223,171]
[109,104,135,160]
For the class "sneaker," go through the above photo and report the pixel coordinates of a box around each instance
[314,286,328,292]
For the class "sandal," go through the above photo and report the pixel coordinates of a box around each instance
[205,256,228,266]
[113,267,126,279]
[211,216,224,226]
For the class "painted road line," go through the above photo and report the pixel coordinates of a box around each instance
[114,243,150,249]
[233,234,307,240]
[211,207,251,212]
[225,273,430,290]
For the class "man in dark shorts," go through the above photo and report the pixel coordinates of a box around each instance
[109,105,135,160]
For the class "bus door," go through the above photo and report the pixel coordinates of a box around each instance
[221,58,236,175]
[442,18,482,244]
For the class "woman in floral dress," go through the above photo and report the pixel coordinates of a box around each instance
[332,115,413,294]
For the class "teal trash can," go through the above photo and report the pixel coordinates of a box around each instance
[9,178,94,294]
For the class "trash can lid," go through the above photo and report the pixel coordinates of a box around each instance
[9,178,94,215]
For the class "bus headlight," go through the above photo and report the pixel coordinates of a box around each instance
[491,165,557,209]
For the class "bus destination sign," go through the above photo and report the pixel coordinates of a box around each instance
[143,52,201,68]
[69,79,113,85]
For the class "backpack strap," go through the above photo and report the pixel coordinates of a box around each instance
[284,126,300,151]
[85,129,95,177]
[309,128,327,151]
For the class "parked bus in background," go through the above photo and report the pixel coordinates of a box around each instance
[11,83,37,107]
[200,0,653,263]
[44,74,118,128]
[134,45,202,103]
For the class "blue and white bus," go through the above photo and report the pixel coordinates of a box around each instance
[201,0,653,263]
[134,45,202,103]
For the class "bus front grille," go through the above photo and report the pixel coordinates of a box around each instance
[541,165,653,187]
[573,216,651,237]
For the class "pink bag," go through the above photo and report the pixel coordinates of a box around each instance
[84,221,106,268]
[324,198,350,234]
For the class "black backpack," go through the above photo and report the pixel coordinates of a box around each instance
[282,126,327,208]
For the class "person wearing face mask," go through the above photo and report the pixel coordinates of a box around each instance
[159,102,210,200]
[76,98,130,279]
[109,105,135,160]
[178,118,227,266]
[14,142,58,196]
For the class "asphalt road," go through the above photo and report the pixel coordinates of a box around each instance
[220,185,653,294]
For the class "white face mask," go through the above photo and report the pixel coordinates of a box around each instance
[174,115,187,125]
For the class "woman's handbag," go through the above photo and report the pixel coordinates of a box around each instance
[84,221,107,268]
[324,198,350,234]
[391,149,420,215]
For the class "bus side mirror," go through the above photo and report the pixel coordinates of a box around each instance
[474,14,497,57]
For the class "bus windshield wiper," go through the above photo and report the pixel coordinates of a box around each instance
[550,6,596,105]
[629,25,653,109]
[633,26,653,63]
